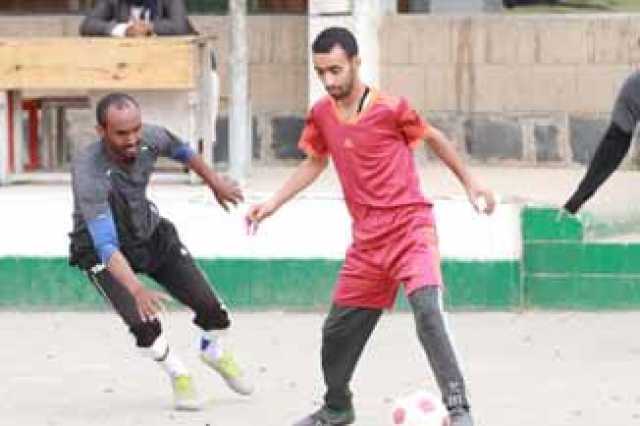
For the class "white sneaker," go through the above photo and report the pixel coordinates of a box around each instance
[200,350,254,396]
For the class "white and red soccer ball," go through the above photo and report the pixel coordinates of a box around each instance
[391,390,450,426]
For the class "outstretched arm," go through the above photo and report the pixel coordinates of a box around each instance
[564,70,640,213]
[150,125,243,211]
[86,211,169,322]
[187,155,244,211]
[564,123,633,214]
[248,155,328,223]
[425,127,495,214]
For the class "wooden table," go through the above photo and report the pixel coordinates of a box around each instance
[0,36,214,184]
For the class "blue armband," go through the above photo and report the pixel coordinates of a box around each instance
[171,145,196,163]
[87,209,120,265]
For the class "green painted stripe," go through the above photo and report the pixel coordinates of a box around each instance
[524,242,640,275]
[524,242,583,274]
[522,207,640,309]
[441,261,521,309]
[522,207,583,242]
[0,257,102,307]
[526,274,640,309]
[0,257,520,311]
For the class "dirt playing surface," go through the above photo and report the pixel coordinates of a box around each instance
[1,310,639,426]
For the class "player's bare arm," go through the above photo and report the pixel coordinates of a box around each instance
[187,155,244,211]
[248,155,328,223]
[425,127,495,214]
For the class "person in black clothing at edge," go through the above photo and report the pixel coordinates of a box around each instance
[68,93,253,411]
[564,70,640,214]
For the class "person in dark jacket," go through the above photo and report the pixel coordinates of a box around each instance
[79,0,196,37]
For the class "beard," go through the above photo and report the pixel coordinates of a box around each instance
[325,72,355,101]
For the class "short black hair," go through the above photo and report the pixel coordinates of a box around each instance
[312,27,358,58]
[96,92,139,127]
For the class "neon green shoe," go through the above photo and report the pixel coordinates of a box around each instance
[171,374,202,411]
[200,350,254,396]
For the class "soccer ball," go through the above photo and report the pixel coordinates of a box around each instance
[391,390,450,426]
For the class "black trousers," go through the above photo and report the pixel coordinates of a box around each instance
[321,286,469,412]
[72,219,230,348]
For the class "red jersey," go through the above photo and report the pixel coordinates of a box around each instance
[298,90,436,248]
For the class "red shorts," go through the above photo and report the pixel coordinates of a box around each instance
[333,206,443,309]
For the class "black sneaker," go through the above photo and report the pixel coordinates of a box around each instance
[449,407,474,426]
[292,406,355,426]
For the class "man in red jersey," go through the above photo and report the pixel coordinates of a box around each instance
[247,27,495,426]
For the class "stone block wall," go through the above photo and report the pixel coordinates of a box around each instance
[3,13,640,166]
[380,14,640,167]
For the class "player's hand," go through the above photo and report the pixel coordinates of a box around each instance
[466,183,496,215]
[245,199,278,235]
[211,174,244,212]
[247,199,278,224]
[131,286,172,322]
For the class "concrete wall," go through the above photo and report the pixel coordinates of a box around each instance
[4,188,640,310]
[380,14,640,166]
[0,184,521,310]
[3,14,640,166]
[190,15,309,163]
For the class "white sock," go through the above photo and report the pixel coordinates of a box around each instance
[201,331,225,361]
[158,350,189,379]
[140,334,189,378]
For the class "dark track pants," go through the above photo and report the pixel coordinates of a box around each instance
[321,286,469,411]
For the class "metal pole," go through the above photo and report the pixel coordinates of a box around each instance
[0,91,8,185]
[229,0,251,184]
[353,0,385,89]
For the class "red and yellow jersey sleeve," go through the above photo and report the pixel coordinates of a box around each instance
[395,97,434,148]
[298,108,329,158]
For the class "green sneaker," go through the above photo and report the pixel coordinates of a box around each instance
[200,350,254,396]
[293,406,355,426]
[171,374,202,411]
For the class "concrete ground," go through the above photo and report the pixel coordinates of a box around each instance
[9,163,640,211]
[1,310,640,426]
[9,163,640,235]
[3,165,640,426]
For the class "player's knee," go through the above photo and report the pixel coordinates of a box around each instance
[194,302,230,330]
[129,319,162,348]
[409,286,444,326]
[322,313,346,342]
